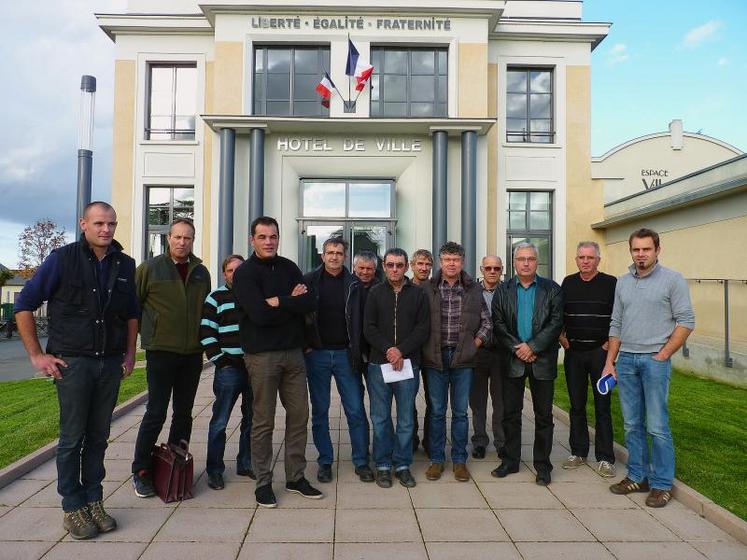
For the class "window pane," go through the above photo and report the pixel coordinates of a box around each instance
[529,211,550,230]
[371,75,380,101]
[382,102,407,117]
[294,101,324,116]
[529,192,550,211]
[530,119,552,133]
[437,76,447,102]
[411,50,434,74]
[506,70,527,93]
[437,50,448,74]
[302,182,346,217]
[267,49,291,72]
[266,74,290,99]
[436,102,447,117]
[508,191,527,210]
[383,75,407,102]
[506,93,527,118]
[148,233,168,259]
[348,183,391,217]
[293,73,320,101]
[305,224,344,271]
[529,94,551,118]
[530,71,552,93]
[149,115,172,132]
[384,50,407,74]
[266,101,290,115]
[294,49,318,72]
[371,49,381,68]
[174,67,196,121]
[506,118,527,133]
[149,187,171,205]
[411,76,435,102]
[255,49,264,72]
[352,225,387,267]
[174,188,194,205]
[254,74,265,100]
[509,211,526,230]
[148,206,170,226]
[410,102,435,117]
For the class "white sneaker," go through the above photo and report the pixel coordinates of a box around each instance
[597,460,616,478]
[562,455,586,469]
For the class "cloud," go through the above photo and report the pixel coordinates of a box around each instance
[717,57,729,66]
[682,20,723,49]
[605,43,629,65]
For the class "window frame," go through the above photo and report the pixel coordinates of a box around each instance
[145,63,197,141]
[252,45,331,117]
[369,46,448,118]
[505,190,553,280]
[505,66,555,144]
[144,186,195,260]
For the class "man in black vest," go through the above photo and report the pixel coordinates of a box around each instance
[15,201,138,539]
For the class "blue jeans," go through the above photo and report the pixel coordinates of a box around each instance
[55,355,122,512]
[426,348,473,464]
[617,352,674,490]
[305,349,370,467]
[366,362,420,471]
[206,366,253,475]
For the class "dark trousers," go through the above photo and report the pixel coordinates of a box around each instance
[469,348,505,451]
[206,366,253,475]
[503,365,555,473]
[132,350,203,473]
[412,368,431,452]
[245,349,309,488]
[55,355,122,512]
[564,346,615,463]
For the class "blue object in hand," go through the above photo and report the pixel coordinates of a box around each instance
[596,373,617,395]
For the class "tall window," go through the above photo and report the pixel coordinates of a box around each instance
[506,191,552,279]
[146,64,197,140]
[370,48,447,117]
[299,180,396,272]
[506,67,554,143]
[254,46,330,116]
[145,187,194,259]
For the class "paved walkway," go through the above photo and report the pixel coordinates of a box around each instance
[0,370,744,560]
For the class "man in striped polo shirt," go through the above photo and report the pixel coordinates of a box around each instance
[560,241,617,478]
[201,254,254,490]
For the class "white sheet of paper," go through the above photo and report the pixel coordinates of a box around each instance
[380,359,415,383]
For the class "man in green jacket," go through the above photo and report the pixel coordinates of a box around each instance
[131,218,211,497]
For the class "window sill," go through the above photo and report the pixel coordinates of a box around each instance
[139,140,200,147]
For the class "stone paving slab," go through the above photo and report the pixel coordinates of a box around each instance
[0,370,744,559]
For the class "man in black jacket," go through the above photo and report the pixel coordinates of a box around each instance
[232,216,322,508]
[15,202,137,539]
[304,238,372,484]
[491,242,563,485]
[364,248,430,488]
[347,251,380,377]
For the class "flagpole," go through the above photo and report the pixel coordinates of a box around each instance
[347,33,352,104]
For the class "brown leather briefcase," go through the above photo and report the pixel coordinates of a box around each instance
[152,440,194,503]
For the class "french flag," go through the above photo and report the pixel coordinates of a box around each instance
[345,38,374,92]
[315,72,336,107]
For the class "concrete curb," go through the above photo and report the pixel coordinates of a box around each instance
[0,389,148,490]
[552,403,747,545]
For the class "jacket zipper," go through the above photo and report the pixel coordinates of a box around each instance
[393,289,399,346]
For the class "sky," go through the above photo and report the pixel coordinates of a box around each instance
[0,0,745,267]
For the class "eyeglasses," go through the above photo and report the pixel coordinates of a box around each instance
[384,262,406,269]
[514,257,537,263]
[482,266,502,272]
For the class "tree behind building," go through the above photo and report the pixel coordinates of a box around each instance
[17,219,66,279]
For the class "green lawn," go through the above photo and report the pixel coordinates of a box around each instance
[0,368,147,469]
[554,366,747,521]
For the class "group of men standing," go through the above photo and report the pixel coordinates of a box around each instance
[15,201,694,539]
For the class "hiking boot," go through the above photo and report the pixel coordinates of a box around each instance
[132,470,155,498]
[355,464,375,483]
[63,507,98,540]
[425,463,444,481]
[609,477,650,495]
[395,468,417,488]
[87,500,117,533]
[376,469,393,488]
[255,484,277,508]
[207,472,225,490]
[317,464,333,483]
[645,488,672,508]
[453,463,471,482]
[596,461,616,478]
[286,477,323,499]
[562,455,586,469]
[535,469,551,486]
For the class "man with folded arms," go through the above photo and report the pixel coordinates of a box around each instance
[560,241,617,478]
[491,242,563,486]
[421,242,491,482]
[364,248,430,487]
[604,228,694,508]
[232,216,322,507]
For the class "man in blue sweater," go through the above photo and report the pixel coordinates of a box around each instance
[603,228,694,508]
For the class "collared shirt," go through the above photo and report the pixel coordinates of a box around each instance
[439,276,492,346]
[480,279,499,318]
[516,276,537,342]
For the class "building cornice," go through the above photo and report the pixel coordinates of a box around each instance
[96,13,213,41]
[592,131,743,163]
[490,19,610,50]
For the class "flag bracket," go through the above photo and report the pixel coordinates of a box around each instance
[343,100,357,113]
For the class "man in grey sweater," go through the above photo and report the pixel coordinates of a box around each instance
[603,228,694,508]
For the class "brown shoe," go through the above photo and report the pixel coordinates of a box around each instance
[609,477,650,495]
[645,488,672,508]
[425,463,444,481]
[453,463,470,482]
